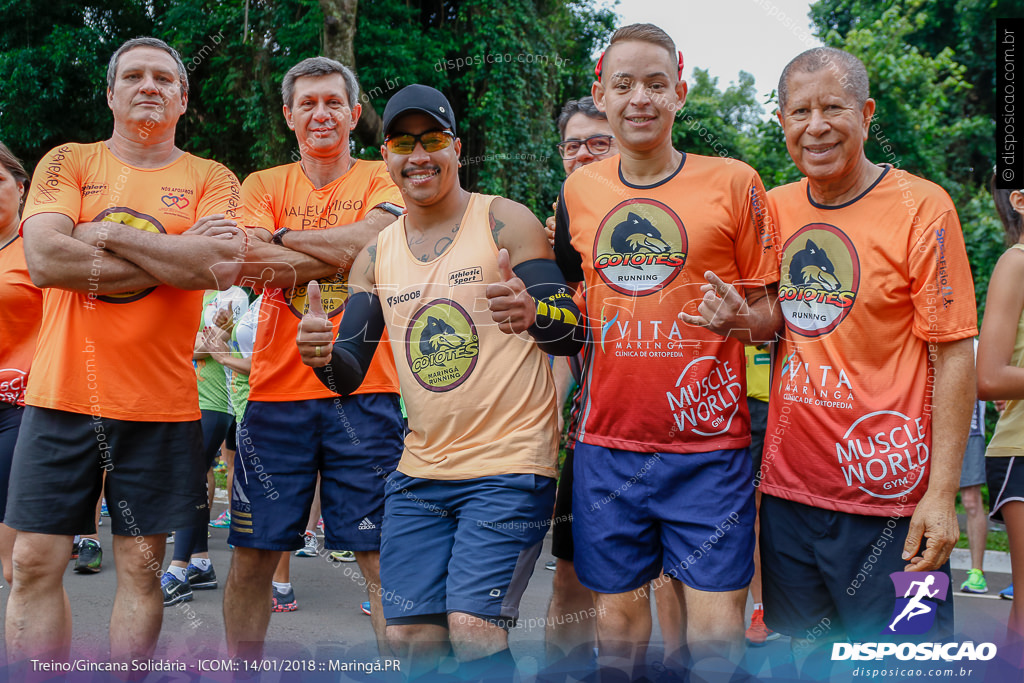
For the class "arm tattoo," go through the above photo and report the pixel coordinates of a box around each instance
[364,244,377,277]
[489,211,505,248]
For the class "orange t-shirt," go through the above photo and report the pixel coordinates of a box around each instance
[555,153,779,453]
[21,142,241,421]
[762,166,977,516]
[241,161,400,401]
[0,236,42,406]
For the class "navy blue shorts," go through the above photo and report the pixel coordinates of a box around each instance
[229,393,403,552]
[572,443,755,594]
[380,472,556,628]
[760,494,954,643]
[0,404,24,524]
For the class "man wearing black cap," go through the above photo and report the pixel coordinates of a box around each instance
[222,56,404,660]
[296,83,584,679]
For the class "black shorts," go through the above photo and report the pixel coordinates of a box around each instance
[747,397,769,474]
[5,406,207,536]
[986,456,1024,523]
[551,446,575,561]
[0,403,25,524]
[760,494,954,643]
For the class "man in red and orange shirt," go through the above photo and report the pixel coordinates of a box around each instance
[554,23,779,679]
[224,56,403,660]
[759,47,976,656]
[7,37,245,667]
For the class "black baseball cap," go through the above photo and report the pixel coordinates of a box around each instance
[382,84,457,138]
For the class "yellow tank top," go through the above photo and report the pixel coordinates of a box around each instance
[375,193,558,480]
[986,243,1024,457]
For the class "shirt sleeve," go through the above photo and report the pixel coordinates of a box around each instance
[21,144,83,232]
[554,184,584,283]
[240,171,275,235]
[908,207,978,342]
[733,169,780,286]
[196,162,243,224]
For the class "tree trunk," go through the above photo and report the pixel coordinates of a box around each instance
[319,0,383,147]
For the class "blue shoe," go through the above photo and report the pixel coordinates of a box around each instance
[1000,583,1014,600]
[361,601,371,616]
[272,585,297,612]
[100,499,109,517]
[161,572,193,606]
[186,563,218,590]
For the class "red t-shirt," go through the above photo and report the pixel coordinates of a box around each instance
[762,166,977,516]
[556,153,779,453]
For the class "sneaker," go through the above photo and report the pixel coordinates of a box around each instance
[100,498,109,517]
[1001,583,1014,600]
[209,511,231,528]
[960,568,989,594]
[70,540,80,560]
[545,560,556,571]
[361,601,371,616]
[272,585,297,612]
[74,539,102,574]
[295,531,319,557]
[316,517,325,536]
[745,607,780,646]
[161,571,193,606]
[166,532,174,544]
[186,563,218,590]
[328,550,356,563]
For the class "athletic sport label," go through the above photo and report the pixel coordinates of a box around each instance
[667,356,743,437]
[592,199,687,296]
[405,299,480,392]
[779,223,859,337]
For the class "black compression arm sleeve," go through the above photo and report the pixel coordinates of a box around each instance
[313,291,386,396]
[553,185,584,282]
[513,258,585,356]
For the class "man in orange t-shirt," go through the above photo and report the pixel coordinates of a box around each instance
[7,37,245,668]
[759,47,976,655]
[223,56,403,660]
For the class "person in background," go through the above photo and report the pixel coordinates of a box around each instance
[960,339,989,595]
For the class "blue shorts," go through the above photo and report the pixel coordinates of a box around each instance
[572,443,755,594]
[760,494,954,643]
[380,472,556,628]
[229,393,403,551]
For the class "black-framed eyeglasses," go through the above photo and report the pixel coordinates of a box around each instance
[557,134,615,159]
[384,130,455,155]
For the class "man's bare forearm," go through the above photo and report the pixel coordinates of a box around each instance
[281,210,397,269]
[237,238,343,288]
[24,227,161,293]
[926,338,976,495]
[99,222,248,290]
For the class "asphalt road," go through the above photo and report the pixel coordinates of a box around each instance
[0,500,1016,682]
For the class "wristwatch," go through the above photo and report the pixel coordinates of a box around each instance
[271,227,291,245]
[374,202,404,217]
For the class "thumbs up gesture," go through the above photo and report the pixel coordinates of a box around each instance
[297,280,335,367]
[486,248,535,334]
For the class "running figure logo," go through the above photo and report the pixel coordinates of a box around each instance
[884,572,949,635]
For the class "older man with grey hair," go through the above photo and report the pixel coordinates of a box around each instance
[7,35,244,668]
[223,56,404,660]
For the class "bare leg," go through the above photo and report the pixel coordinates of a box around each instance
[681,584,746,674]
[0,523,16,585]
[386,623,450,680]
[593,588,652,679]
[750,489,764,604]
[6,532,73,664]
[223,547,281,659]
[961,484,987,574]
[653,575,685,664]
[1003,500,1024,659]
[355,550,391,656]
[110,534,167,663]
[306,477,322,534]
[545,559,596,666]
[273,552,290,583]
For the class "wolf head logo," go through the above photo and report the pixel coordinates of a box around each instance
[789,239,841,291]
[611,212,671,257]
[419,316,466,356]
